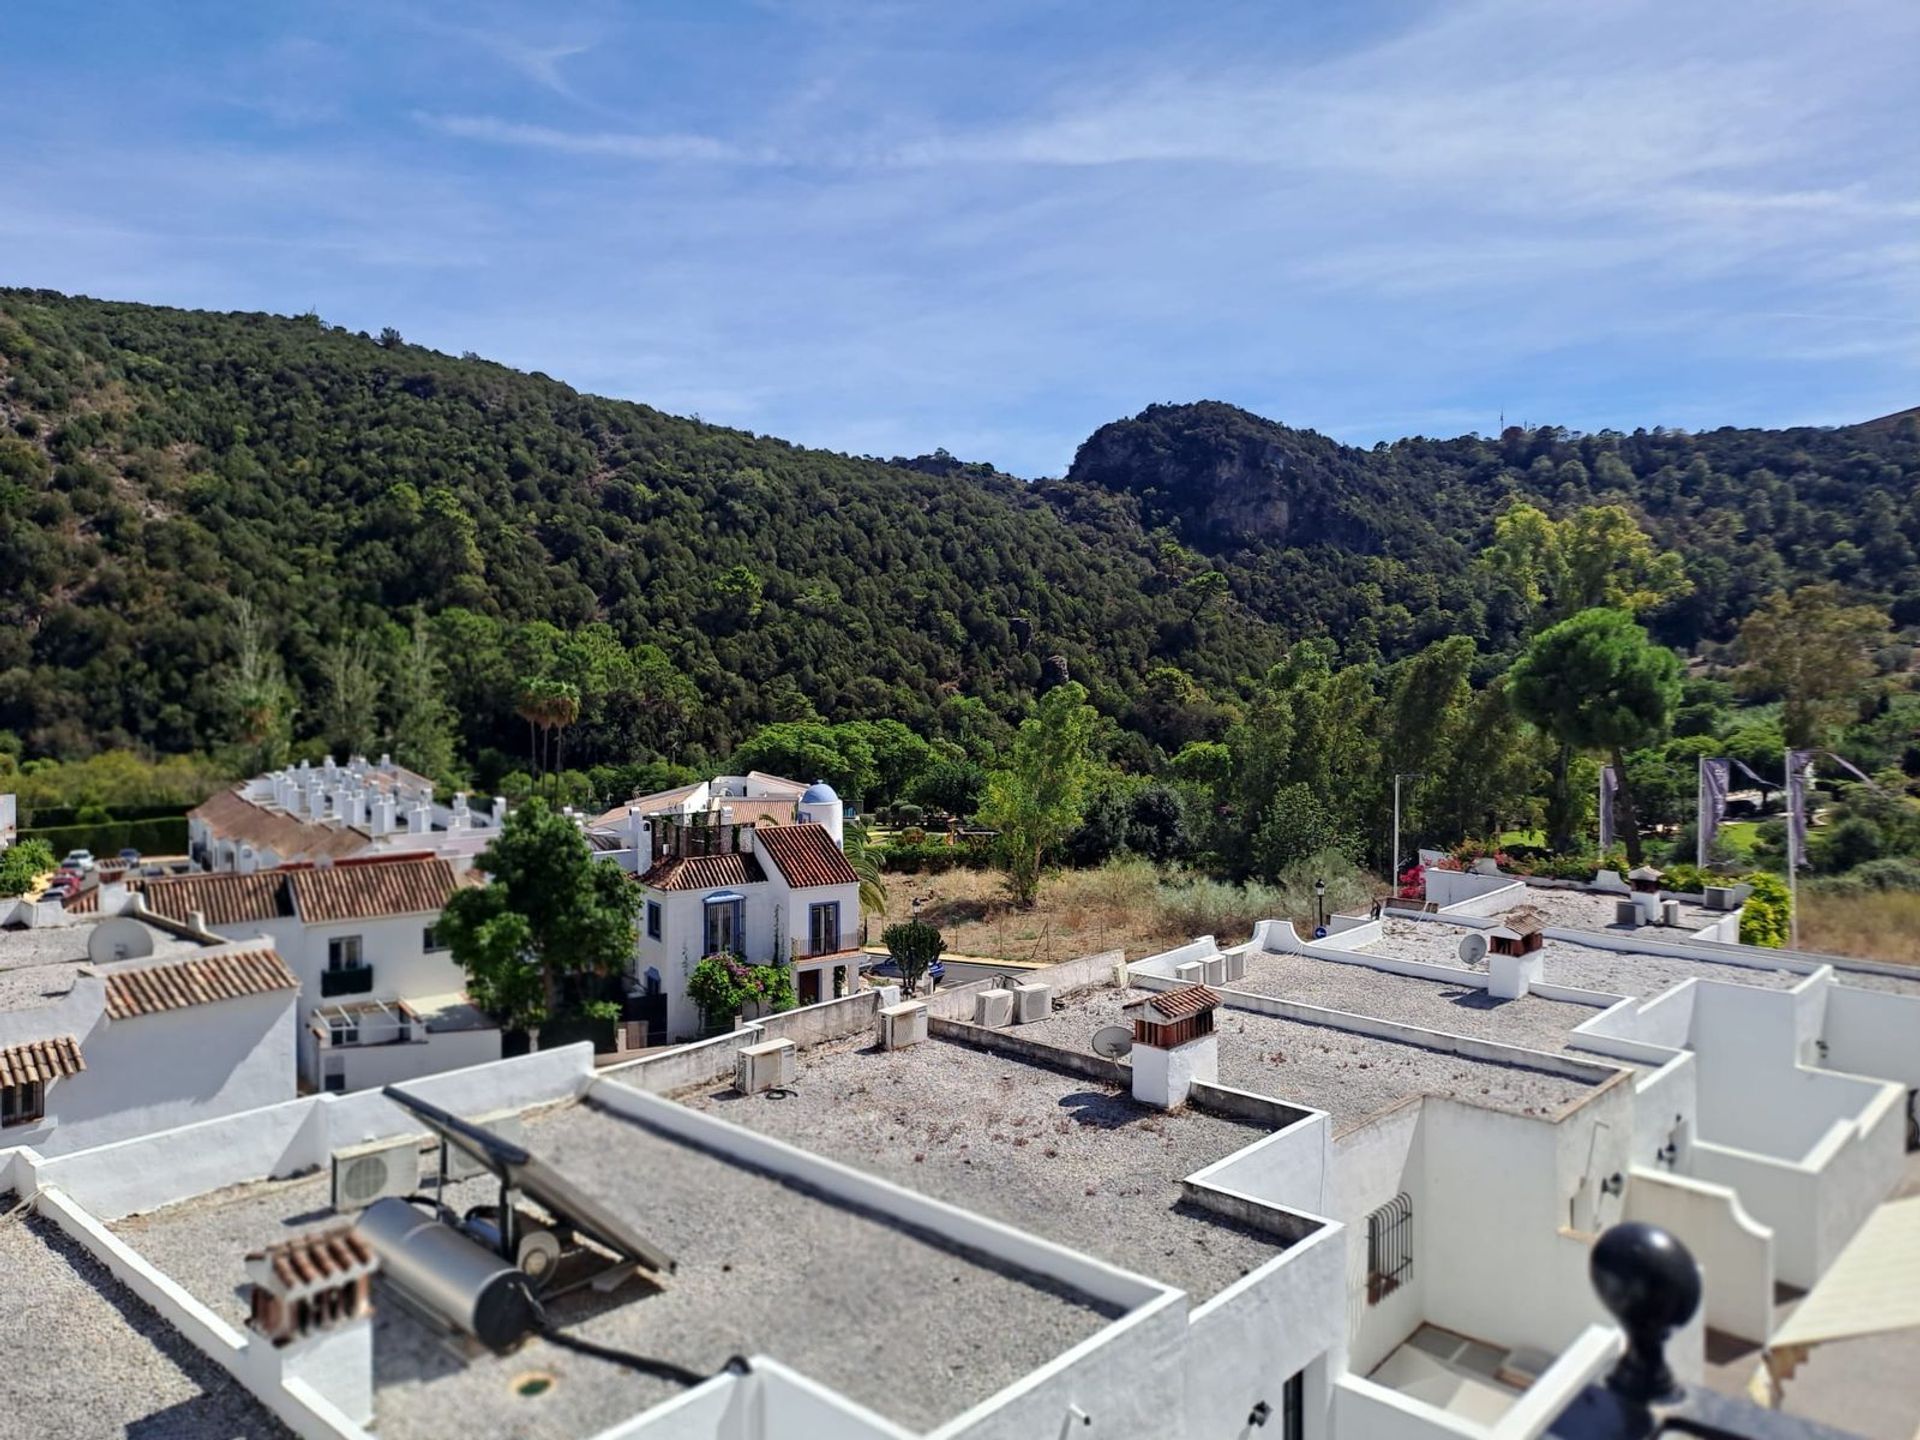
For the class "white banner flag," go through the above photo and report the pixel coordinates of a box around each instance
[1599,765,1617,853]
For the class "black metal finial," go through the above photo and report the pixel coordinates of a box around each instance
[1590,1222,1701,1406]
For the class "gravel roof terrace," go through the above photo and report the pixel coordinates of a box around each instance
[111,1097,1117,1439]
[1016,986,1606,1134]
[656,1032,1285,1302]
[0,1201,289,1440]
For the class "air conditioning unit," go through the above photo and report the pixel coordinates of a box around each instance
[1614,900,1643,929]
[440,1110,527,1182]
[1702,885,1738,911]
[1661,899,1682,928]
[1012,982,1052,1024]
[1200,955,1227,987]
[1173,960,1205,985]
[877,1000,929,1050]
[972,988,1014,1027]
[735,1038,797,1095]
[332,1135,422,1211]
[1222,950,1246,983]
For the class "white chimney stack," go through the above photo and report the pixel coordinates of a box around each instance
[491,796,507,825]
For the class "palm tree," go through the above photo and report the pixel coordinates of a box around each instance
[841,818,888,926]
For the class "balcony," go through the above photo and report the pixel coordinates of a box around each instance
[799,930,862,960]
[321,964,375,998]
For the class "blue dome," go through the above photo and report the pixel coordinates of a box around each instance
[800,780,839,804]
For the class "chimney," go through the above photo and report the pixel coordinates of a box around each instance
[379,752,393,772]
[244,1224,379,1427]
[188,909,209,935]
[1125,987,1221,1110]
[491,795,507,826]
[411,803,431,834]
[627,805,647,858]
[450,794,470,833]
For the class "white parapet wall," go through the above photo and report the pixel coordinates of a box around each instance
[1625,1169,1774,1343]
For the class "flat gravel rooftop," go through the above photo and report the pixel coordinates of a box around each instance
[657,1032,1283,1301]
[1018,988,1601,1133]
[1504,887,1722,937]
[0,1202,288,1440]
[1536,938,1806,998]
[112,1099,1116,1439]
[1370,916,1809,999]
[1235,949,1603,1053]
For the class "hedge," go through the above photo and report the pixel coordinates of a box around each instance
[22,816,189,858]
[878,838,993,874]
[20,803,190,829]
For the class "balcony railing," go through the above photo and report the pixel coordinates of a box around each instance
[321,964,375,998]
[799,930,862,959]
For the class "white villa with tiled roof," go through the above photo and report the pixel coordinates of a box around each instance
[124,855,500,1093]
[189,753,504,872]
[0,905,299,1155]
[589,774,862,1043]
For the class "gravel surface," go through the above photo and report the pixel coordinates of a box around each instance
[1536,939,1804,997]
[0,1203,289,1440]
[1822,965,1920,997]
[114,1100,1114,1438]
[1234,949,1603,1052]
[1504,887,1723,936]
[1017,988,1600,1133]
[660,1031,1282,1300]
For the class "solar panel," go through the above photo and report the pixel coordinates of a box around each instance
[383,1086,676,1276]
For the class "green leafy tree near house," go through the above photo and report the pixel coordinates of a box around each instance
[880,918,945,998]
[978,681,1098,906]
[0,838,56,897]
[439,799,639,1035]
[1738,872,1792,948]
[1508,608,1682,863]
[1737,584,1889,748]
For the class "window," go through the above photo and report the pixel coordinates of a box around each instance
[808,902,841,957]
[327,935,364,971]
[647,902,662,941]
[1,1080,45,1128]
[1281,1371,1304,1439]
[703,896,743,955]
[1365,1192,1414,1304]
[329,1017,360,1047]
[422,924,445,952]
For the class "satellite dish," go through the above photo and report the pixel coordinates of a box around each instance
[1458,933,1489,966]
[1092,1025,1134,1059]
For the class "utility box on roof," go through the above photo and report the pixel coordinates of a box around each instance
[1174,960,1205,985]
[735,1037,796,1094]
[877,1000,928,1050]
[973,988,1014,1027]
[1201,955,1227,987]
[1012,982,1051,1024]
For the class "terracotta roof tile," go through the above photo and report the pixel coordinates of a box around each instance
[0,1035,84,1087]
[248,1224,378,1298]
[105,947,298,1019]
[754,823,858,890]
[138,872,293,927]
[637,851,766,892]
[292,858,462,924]
[1124,985,1221,1021]
[190,788,372,861]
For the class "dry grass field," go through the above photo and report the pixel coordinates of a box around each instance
[879,858,1379,964]
[1799,890,1920,967]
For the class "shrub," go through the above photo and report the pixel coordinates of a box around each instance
[1739,873,1792,948]
[686,953,796,1029]
[881,919,945,996]
[0,838,57,896]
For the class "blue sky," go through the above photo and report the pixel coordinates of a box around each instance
[4,1,1918,475]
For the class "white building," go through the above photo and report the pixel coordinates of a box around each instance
[590,775,862,1044]
[114,855,500,1093]
[189,754,503,873]
[0,910,1905,1440]
[0,907,298,1156]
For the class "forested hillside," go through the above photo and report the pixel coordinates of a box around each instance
[2,288,1916,788]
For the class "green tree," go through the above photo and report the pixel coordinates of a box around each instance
[0,838,56,896]
[1508,608,1682,862]
[216,596,295,770]
[978,681,1099,906]
[729,722,878,801]
[840,817,888,920]
[880,918,945,997]
[1738,872,1792,947]
[388,615,463,786]
[1737,584,1889,748]
[1485,502,1690,629]
[318,635,381,758]
[438,799,639,1034]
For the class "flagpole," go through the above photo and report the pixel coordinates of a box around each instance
[1784,746,1800,949]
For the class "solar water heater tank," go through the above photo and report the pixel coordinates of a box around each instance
[356,1196,538,1352]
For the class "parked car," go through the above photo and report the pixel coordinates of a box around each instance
[46,873,82,899]
[117,847,141,867]
[59,849,96,873]
[863,956,945,989]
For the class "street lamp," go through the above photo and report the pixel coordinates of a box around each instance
[1313,877,1327,933]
